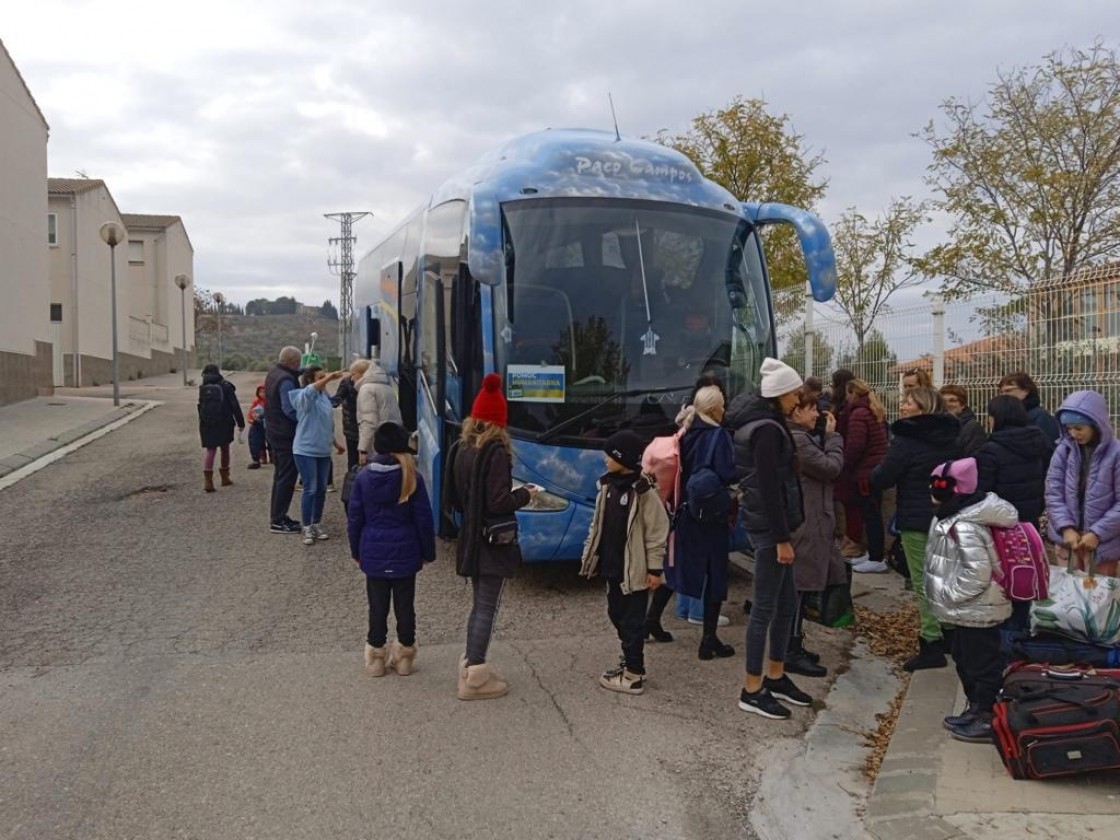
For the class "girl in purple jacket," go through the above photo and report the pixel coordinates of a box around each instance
[1046,390,1120,577]
[347,422,435,677]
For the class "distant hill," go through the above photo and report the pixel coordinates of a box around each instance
[196,311,343,372]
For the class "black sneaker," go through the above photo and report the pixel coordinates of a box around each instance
[270,520,301,534]
[764,675,812,707]
[738,687,791,720]
[943,702,978,731]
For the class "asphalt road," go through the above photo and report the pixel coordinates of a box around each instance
[0,373,847,840]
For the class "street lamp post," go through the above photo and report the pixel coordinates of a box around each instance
[213,291,225,370]
[174,274,191,386]
[98,221,126,407]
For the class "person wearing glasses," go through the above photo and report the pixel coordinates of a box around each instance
[997,372,1060,448]
[939,384,987,457]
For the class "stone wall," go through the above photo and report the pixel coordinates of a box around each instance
[0,341,54,406]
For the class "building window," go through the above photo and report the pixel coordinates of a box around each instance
[48,213,58,246]
[50,303,63,322]
[128,240,145,264]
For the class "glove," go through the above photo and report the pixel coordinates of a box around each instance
[237,428,245,444]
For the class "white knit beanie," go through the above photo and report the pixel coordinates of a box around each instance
[759,357,803,398]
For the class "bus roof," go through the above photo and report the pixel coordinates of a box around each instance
[430,128,741,212]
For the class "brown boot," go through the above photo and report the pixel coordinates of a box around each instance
[203,470,215,493]
[389,641,417,676]
[458,663,509,700]
[364,644,386,677]
[219,468,233,486]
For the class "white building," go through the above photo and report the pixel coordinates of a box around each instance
[47,181,196,386]
[0,40,51,405]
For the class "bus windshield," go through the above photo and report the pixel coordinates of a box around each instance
[497,197,772,441]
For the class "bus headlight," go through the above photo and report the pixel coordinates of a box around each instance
[513,481,570,511]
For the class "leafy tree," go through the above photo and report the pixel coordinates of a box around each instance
[320,300,339,320]
[245,298,270,316]
[658,96,828,293]
[273,296,298,315]
[832,198,929,352]
[919,42,1120,297]
[837,329,898,390]
[781,327,835,379]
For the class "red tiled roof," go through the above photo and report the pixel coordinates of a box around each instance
[48,177,107,195]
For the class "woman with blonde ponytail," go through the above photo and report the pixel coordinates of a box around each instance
[347,422,435,678]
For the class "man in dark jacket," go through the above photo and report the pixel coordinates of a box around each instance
[940,384,987,457]
[331,359,369,471]
[265,345,303,534]
[998,371,1060,448]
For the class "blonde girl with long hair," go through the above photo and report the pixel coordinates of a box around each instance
[347,422,435,678]
[448,373,537,700]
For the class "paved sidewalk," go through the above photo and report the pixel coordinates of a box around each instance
[861,575,1120,840]
[0,395,154,478]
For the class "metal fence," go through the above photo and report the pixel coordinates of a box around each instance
[776,263,1120,425]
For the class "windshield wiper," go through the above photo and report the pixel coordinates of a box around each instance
[535,384,692,444]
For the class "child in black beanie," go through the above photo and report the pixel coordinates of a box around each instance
[579,430,669,694]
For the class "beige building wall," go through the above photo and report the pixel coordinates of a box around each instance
[0,40,52,404]
[122,215,196,362]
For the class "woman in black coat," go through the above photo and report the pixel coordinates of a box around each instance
[870,386,960,671]
[197,364,245,493]
[729,358,810,721]
[448,373,535,701]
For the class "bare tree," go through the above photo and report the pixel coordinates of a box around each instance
[832,198,929,353]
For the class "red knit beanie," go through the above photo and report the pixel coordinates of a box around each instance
[471,373,508,427]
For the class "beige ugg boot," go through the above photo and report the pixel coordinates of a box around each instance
[364,644,387,677]
[219,468,233,486]
[458,663,509,701]
[203,470,215,493]
[388,641,417,676]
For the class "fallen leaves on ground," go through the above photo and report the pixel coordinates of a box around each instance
[853,602,919,780]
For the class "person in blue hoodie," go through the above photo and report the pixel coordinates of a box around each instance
[291,366,346,545]
[347,422,435,677]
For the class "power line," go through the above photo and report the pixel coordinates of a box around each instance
[325,211,372,361]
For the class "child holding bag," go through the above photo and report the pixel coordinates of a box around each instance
[1046,390,1120,577]
[347,422,435,677]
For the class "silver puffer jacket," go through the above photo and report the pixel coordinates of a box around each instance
[924,492,1017,628]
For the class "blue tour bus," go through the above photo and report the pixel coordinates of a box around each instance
[352,128,837,561]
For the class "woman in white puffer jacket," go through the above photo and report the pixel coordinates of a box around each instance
[924,457,1016,745]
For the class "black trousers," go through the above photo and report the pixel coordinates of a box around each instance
[607,580,648,674]
[952,625,1005,712]
[854,492,885,564]
[366,575,417,647]
[269,446,297,525]
[345,435,360,471]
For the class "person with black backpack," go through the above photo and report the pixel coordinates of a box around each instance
[197,364,245,493]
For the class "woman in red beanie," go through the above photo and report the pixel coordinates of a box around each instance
[448,373,537,700]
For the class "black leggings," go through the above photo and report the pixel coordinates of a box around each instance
[745,543,798,675]
[465,575,506,665]
[366,575,417,647]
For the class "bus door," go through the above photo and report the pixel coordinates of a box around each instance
[416,269,447,516]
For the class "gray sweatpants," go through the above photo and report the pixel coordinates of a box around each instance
[465,575,506,665]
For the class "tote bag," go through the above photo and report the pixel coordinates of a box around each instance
[1030,551,1120,647]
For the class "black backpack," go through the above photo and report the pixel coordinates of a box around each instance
[198,382,226,424]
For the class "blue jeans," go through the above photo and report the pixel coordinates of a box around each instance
[675,587,706,621]
[293,454,331,526]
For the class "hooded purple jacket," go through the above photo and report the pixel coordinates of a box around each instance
[1045,390,1120,561]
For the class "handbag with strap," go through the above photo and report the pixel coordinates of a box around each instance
[1030,550,1120,647]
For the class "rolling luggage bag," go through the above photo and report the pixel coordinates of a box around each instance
[1001,629,1120,669]
[993,663,1120,780]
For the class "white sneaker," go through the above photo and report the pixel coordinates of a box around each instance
[853,558,889,574]
[845,553,870,565]
[687,614,730,627]
[312,523,329,541]
[302,527,315,546]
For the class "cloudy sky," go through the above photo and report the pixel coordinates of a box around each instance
[5,0,1117,310]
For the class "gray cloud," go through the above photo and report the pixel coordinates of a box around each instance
[7,0,1118,307]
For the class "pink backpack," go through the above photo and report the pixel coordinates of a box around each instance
[642,429,683,513]
[990,522,1049,601]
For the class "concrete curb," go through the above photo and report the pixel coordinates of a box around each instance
[866,667,965,840]
[0,401,160,486]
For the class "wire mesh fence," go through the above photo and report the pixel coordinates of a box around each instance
[776,263,1120,425]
